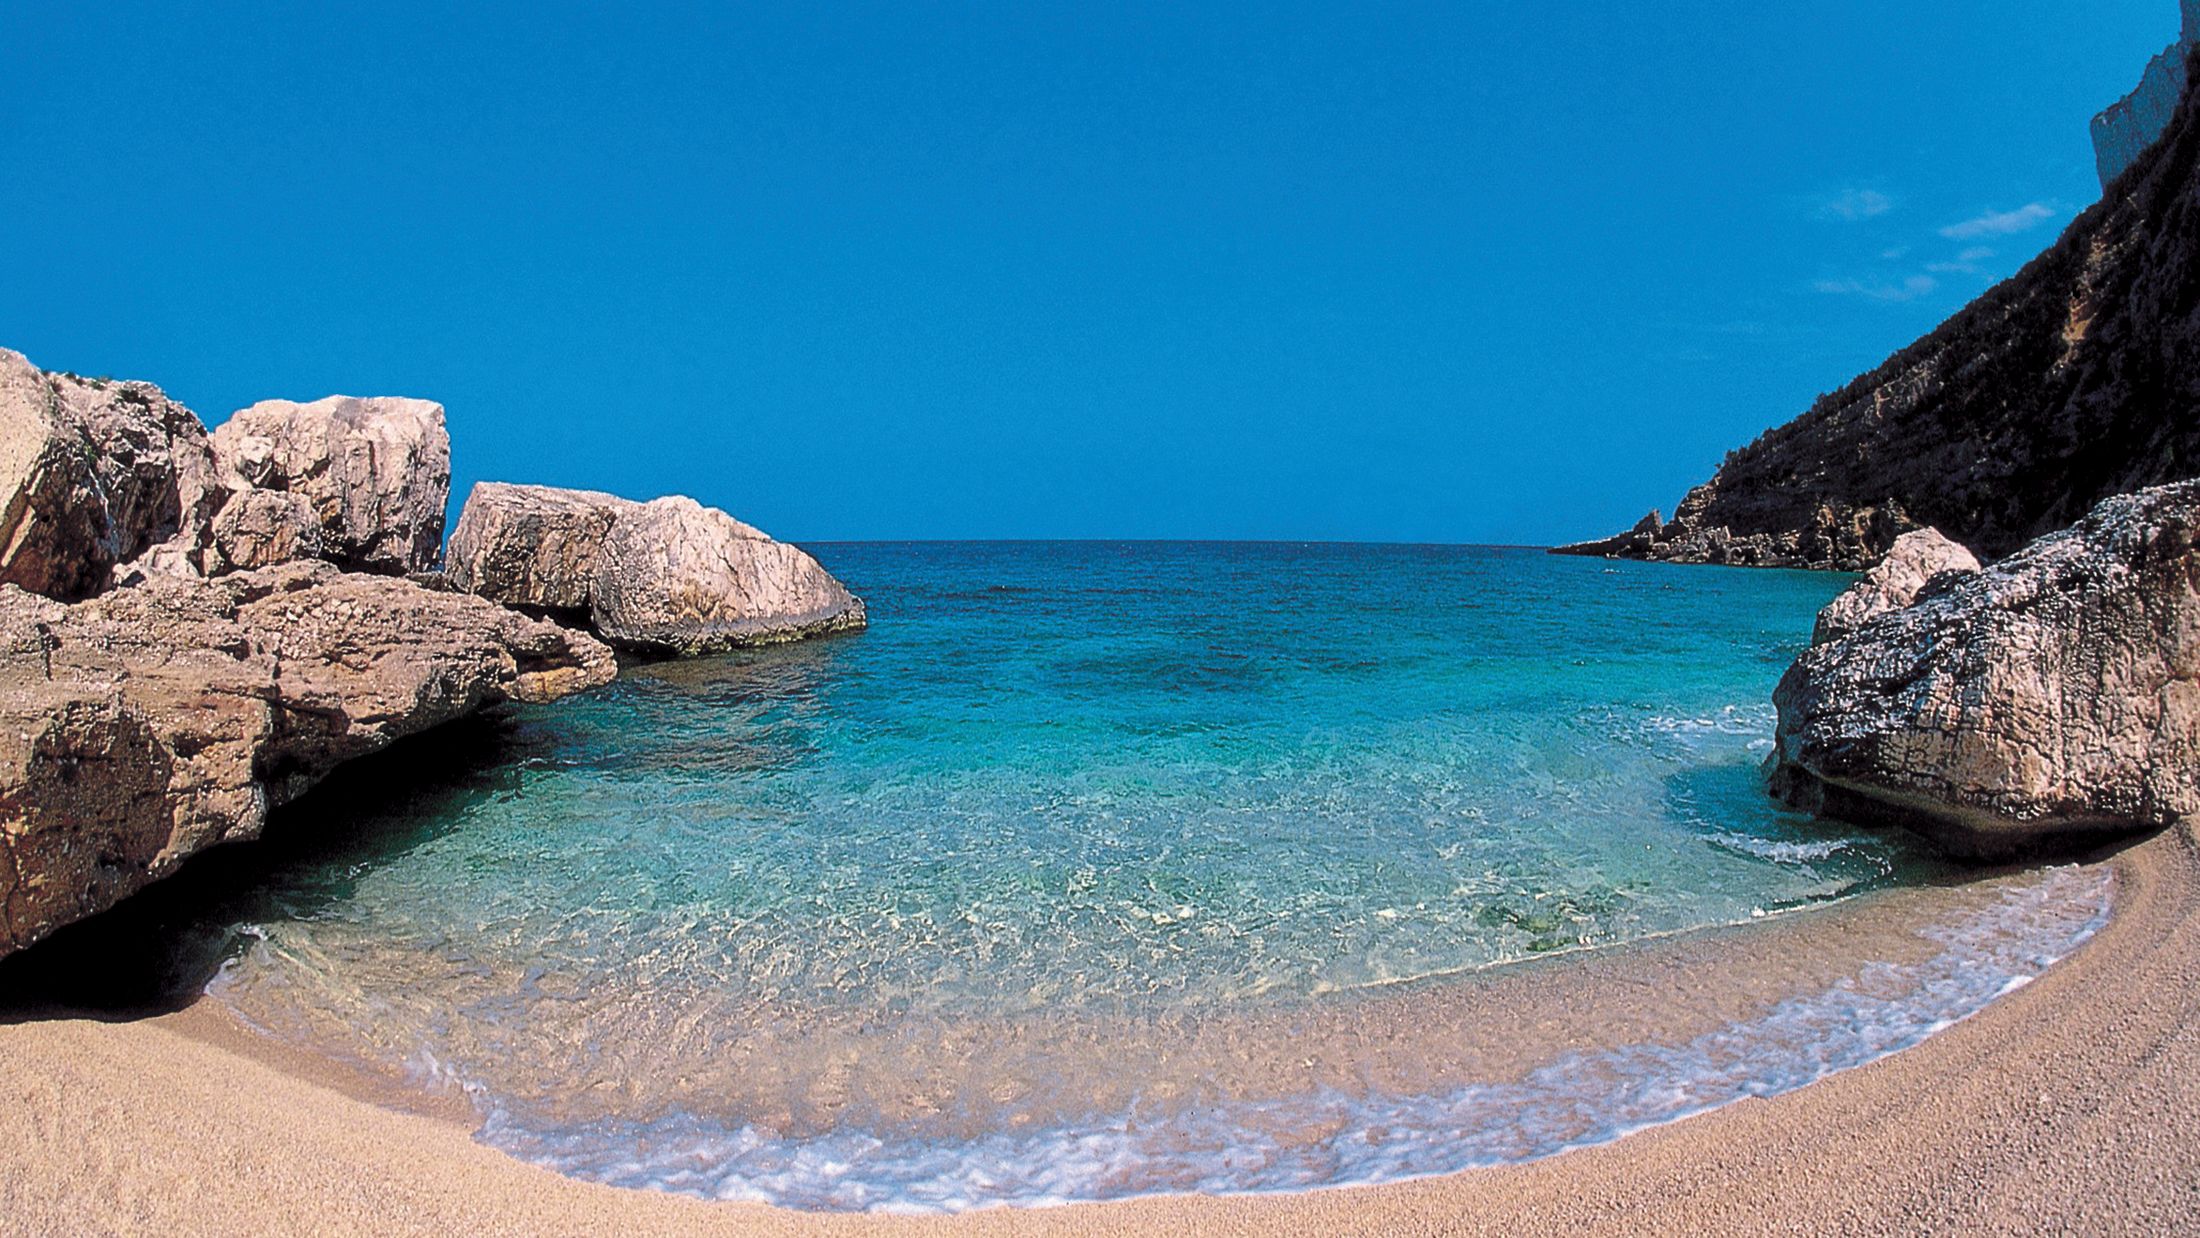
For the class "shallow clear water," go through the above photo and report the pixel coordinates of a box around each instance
[192,543,2068,1211]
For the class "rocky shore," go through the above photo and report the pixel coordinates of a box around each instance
[0,346,864,959]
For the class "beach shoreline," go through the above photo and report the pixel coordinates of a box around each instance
[5,826,2195,1235]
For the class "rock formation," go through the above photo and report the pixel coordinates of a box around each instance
[0,348,223,600]
[210,396,451,574]
[0,560,616,956]
[2094,0,2200,187]
[208,488,326,572]
[1558,41,2200,571]
[1809,528,1980,646]
[445,482,634,616]
[447,484,866,654]
[1767,481,2200,859]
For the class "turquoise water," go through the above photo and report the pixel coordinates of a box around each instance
[190,543,2075,1210]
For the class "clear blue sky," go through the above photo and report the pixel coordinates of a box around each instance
[1,2,2175,543]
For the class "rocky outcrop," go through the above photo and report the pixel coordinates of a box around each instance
[0,349,224,600]
[1810,528,1981,646]
[1558,40,2200,571]
[0,561,615,956]
[445,482,635,616]
[1767,481,2200,859]
[208,489,325,572]
[446,484,866,654]
[2094,0,2200,187]
[210,396,451,574]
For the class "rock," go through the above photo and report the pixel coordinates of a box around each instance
[447,484,867,654]
[445,482,637,616]
[1768,481,2200,859]
[1810,528,1981,645]
[1557,37,2200,571]
[592,496,866,654]
[210,395,451,574]
[2093,2,2200,187]
[0,348,224,600]
[209,489,325,572]
[1553,510,1663,558]
[0,560,616,956]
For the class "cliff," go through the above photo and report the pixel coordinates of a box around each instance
[2095,0,2200,188]
[1559,45,2200,571]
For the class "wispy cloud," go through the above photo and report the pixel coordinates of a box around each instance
[1924,246,1997,276]
[1816,188,1896,222]
[1939,204,2056,240]
[1814,274,1939,302]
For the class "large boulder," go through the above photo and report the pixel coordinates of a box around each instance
[591,497,865,654]
[0,560,616,957]
[1769,481,2200,859]
[447,485,866,654]
[1810,527,1982,645]
[0,348,224,600]
[210,396,451,574]
[445,482,637,615]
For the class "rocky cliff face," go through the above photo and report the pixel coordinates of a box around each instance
[1559,44,2200,571]
[2095,0,2200,188]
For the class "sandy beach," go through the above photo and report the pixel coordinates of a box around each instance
[1,824,2193,1237]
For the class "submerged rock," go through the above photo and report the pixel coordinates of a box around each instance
[0,560,616,957]
[210,395,451,574]
[1769,481,2200,859]
[447,484,866,654]
[0,348,223,600]
[1810,528,1981,645]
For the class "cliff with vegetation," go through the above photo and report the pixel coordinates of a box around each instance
[1559,46,2200,571]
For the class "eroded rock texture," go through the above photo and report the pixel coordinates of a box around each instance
[1811,528,1981,646]
[0,561,615,955]
[447,484,866,654]
[1769,481,2200,859]
[210,396,451,574]
[1559,46,2200,571]
[445,482,637,615]
[0,348,223,599]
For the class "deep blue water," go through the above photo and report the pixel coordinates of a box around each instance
[193,544,2105,1210]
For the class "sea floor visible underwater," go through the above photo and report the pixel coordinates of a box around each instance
[4,544,2117,1211]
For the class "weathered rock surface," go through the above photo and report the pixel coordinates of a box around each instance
[445,482,637,615]
[210,396,451,574]
[1558,41,2200,571]
[0,348,224,600]
[592,497,865,654]
[0,560,616,956]
[1768,481,2200,859]
[208,488,325,572]
[448,485,866,654]
[1810,528,1981,646]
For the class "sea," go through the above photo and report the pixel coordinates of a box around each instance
[22,543,2113,1211]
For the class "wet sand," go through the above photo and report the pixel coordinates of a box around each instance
[4,825,2197,1235]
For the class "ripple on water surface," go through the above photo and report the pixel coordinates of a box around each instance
[184,544,2087,1211]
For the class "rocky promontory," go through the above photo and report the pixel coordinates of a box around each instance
[1557,43,2200,571]
[447,482,867,653]
[1768,481,2200,859]
[0,346,862,959]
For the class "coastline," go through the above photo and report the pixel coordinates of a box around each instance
[5,826,2195,1235]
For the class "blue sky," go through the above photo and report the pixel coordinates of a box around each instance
[1,2,2175,543]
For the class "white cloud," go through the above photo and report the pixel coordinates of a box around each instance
[1939,204,2056,240]
[1818,188,1896,221]
[1814,274,1939,302]
[1958,246,1995,262]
